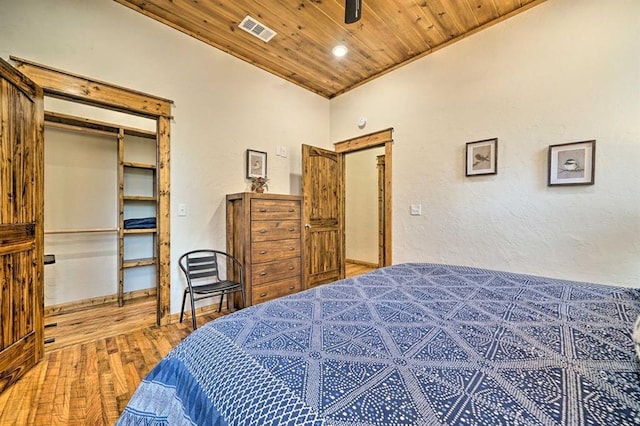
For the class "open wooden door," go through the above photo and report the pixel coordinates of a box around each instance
[0,58,44,392]
[302,145,344,287]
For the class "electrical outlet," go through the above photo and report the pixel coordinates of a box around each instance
[178,203,187,216]
[410,204,422,216]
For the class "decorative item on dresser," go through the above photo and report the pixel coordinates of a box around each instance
[249,176,269,193]
[226,193,303,306]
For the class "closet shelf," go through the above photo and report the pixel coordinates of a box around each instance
[45,111,157,139]
[123,257,157,268]
[122,161,156,170]
[123,195,157,202]
[123,228,157,235]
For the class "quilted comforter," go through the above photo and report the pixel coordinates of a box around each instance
[118,263,640,425]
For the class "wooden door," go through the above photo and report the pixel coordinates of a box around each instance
[0,58,44,392]
[302,144,344,287]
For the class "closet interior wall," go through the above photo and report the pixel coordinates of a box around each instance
[43,109,158,313]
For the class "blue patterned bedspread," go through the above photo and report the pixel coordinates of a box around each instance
[118,263,640,425]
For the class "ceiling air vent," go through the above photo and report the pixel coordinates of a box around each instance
[239,15,277,43]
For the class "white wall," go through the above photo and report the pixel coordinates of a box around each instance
[330,0,640,287]
[44,127,118,304]
[1,0,331,311]
[3,0,638,310]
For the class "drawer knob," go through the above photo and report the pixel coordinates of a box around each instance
[288,228,295,232]
[288,209,294,212]
[260,272,268,276]
[289,247,295,251]
[259,292,267,298]
[259,229,267,234]
[260,250,267,254]
[288,266,294,270]
[259,208,267,212]
[288,285,295,290]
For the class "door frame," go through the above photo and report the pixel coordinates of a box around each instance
[10,56,174,326]
[334,128,393,267]
[376,154,386,267]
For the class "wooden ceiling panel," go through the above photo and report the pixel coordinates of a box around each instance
[114,0,546,98]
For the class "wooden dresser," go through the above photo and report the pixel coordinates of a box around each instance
[226,192,303,306]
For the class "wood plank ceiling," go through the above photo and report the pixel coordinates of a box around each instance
[114,0,546,99]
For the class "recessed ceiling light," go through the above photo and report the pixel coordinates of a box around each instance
[332,45,348,57]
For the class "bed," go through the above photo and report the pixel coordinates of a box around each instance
[118,263,640,425]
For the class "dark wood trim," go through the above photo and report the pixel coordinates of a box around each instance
[45,111,156,139]
[156,116,171,325]
[334,128,393,153]
[10,56,173,118]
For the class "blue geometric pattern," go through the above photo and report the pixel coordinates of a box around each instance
[118,263,640,425]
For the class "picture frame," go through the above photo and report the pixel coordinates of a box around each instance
[548,140,595,186]
[466,138,498,176]
[246,149,267,179]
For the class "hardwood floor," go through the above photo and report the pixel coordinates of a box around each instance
[0,265,377,425]
[0,298,222,425]
[345,261,377,278]
[43,297,156,353]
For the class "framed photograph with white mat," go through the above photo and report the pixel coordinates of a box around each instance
[246,149,267,179]
[548,140,595,186]
[465,138,498,176]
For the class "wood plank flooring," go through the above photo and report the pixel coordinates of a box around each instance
[44,297,157,353]
[0,298,222,425]
[345,261,376,278]
[0,263,376,425]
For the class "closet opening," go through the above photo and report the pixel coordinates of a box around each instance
[333,127,393,279]
[344,146,386,275]
[43,108,159,351]
[10,56,173,351]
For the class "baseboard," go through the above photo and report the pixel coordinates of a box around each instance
[345,259,379,268]
[167,302,231,324]
[44,287,157,316]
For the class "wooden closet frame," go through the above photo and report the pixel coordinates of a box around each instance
[11,56,173,326]
[334,128,393,267]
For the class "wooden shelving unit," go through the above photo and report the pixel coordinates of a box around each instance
[117,131,158,307]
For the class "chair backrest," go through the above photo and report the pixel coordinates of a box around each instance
[179,249,244,287]
[179,250,222,287]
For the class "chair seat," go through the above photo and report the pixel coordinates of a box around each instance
[191,280,241,294]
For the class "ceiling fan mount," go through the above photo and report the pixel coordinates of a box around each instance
[345,0,362,24]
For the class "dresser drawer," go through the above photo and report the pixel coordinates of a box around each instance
[251,199,300,221]
[252,277,301,304]
[251,220,300,242]
[252,239,300,263]
[252,257,301,285]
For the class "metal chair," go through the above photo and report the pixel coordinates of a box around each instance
[178,249,245,329]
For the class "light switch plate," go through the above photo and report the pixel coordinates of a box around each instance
[178,203,187,216]
[410,204,422,216]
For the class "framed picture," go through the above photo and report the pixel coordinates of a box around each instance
[466,138,498,176]
[246,149,267,179]
[548,140,595,186]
